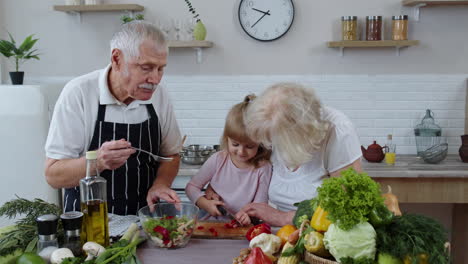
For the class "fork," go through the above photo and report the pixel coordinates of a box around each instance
[132,147,174,162]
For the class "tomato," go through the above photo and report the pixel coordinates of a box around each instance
[16,253,46,264]
[245,223,271,241]
[244,247,273,264]
[276,224,297,246]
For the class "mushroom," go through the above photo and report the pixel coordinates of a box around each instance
[83,241,106,261]
[50,248,74,264]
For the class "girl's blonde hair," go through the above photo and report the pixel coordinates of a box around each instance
[245,83,329,169]
[220,94,271,168]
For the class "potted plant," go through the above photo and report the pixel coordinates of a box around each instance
[184,0,206,41]
[120,14,144,24]
[0,33,40,85]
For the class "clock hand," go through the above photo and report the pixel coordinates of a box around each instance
[252,8,271,15]
[251,10,270,28]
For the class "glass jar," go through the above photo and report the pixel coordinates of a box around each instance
[341,16,358,41]
[366,16,382,41]
[61,211,84,256]
[36,214,59,254]
[392,15,408,40]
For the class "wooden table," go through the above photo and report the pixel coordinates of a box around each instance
[365,155,468,263]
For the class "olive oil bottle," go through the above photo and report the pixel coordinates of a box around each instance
[80,151,109,247]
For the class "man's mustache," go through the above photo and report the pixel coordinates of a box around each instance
[139,83,158,91]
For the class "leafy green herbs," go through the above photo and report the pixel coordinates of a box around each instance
[375,214,450,264]
[0,196,61,256]
[317,168,384,230]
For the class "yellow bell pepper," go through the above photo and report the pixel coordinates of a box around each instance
[310,206,331,232]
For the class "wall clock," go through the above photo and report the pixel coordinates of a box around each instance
[238,0,294,42]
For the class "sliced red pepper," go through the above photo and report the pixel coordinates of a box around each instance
[197,226,204,230]
[153,225,171,245]
[244,247,273,264]
[224,219,238,229]
[208,227,216,233]
[245,223,271,241]
[164,215,175,220]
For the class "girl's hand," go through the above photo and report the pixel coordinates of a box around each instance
[196,197,224,216]
[235,211,251,226]
[204,184,221,201]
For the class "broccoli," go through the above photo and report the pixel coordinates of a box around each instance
[292,198,318,228]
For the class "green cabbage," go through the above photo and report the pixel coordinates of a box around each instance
[323,222,376,263]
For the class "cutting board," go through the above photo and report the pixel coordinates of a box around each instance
[192,221,252,239]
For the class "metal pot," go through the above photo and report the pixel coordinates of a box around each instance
[180,144,213,165]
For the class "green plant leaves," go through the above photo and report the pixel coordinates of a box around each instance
[0,33,40,71]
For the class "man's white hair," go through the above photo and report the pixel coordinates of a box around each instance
[110,21,168,61]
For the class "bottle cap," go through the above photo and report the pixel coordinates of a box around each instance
[36,214,59,236]
[60,211,84,231]
[86,151,97,160]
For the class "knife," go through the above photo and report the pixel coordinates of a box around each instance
[216,205,242,226]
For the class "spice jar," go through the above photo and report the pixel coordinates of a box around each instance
[392,15,408,40]
[61,211,84,256]
[366,16,382,41]
[341,16,358,40]
[36,214,59,254]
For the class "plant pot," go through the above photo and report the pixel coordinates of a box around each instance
[459,135,468,162]
[193,21,207,41]
[9,72,24,85]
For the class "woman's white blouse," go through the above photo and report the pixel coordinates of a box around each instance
[268,107,362,211]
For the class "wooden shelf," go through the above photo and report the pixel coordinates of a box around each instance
[53,4,144,12]
[327,40,419,56]
[327,40,419,48]
[168,40,214,48]
[402,0,468,6]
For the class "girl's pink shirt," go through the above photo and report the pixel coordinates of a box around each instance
[185,150,272,214]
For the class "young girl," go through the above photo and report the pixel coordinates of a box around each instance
[185,95,272,225]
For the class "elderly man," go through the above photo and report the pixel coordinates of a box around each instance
[45,21,182,215]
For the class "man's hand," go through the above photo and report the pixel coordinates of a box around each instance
[97,139,135,171]
[146,183,181,208]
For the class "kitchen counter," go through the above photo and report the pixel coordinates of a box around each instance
[174,154,468,263]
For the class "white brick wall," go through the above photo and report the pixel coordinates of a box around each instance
[163,75,467,155]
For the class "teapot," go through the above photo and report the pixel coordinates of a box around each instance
[361,141,385,162]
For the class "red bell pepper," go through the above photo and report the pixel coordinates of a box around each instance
[245,223,271,241]
[244,247,273,264]
[153,225,170,245]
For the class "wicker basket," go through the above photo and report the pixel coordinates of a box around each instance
[304,251,338,264]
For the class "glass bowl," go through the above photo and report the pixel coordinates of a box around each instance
[420,143,448,164]
[138,202,199,249]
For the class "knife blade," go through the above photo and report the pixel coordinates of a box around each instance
[216,205,242,226]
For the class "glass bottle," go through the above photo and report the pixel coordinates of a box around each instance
[36,214,59,254]
[366,16,382,41]
[61,211,84,256]
[392,15,408,40]
[414,109,442,156]
[341,16,358,41]
[80,150,109,247]
[385,134,396,165]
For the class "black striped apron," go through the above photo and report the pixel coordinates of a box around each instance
[64,103,161,215]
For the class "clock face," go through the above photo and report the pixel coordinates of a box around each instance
[238,0,294,42]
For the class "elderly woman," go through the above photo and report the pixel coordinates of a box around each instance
[234,82,363,226]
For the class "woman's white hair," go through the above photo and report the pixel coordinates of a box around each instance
[110,21,168,61]
[245,82,329,169]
